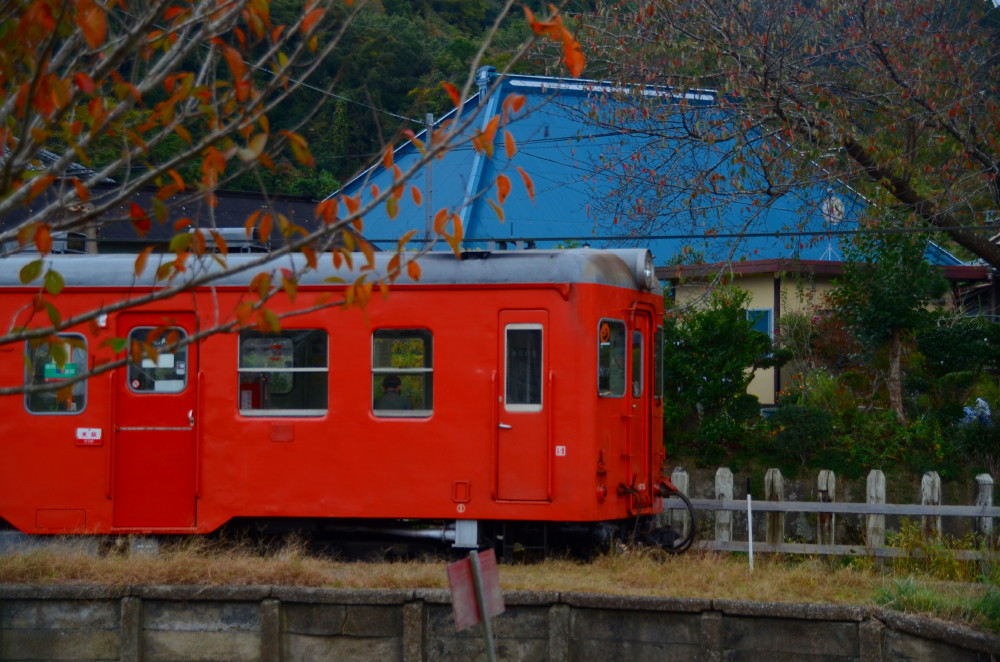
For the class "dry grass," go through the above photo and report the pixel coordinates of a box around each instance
[0,537,329,587]
[1,538,996,632]
[496,549,879,604]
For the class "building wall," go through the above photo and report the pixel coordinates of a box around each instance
[671,270,837,407]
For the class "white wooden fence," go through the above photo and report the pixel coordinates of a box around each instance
[662,468,998,559]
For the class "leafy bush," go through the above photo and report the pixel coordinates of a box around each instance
[761,404,833,474]
[662,286,785,465]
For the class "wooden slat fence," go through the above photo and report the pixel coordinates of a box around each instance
[661,468,997,559]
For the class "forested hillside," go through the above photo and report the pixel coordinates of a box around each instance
[235,0,571,198]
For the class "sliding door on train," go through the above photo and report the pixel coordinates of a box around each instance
[628,308,654,509]
[496,310,549,502]
[112,313,198,530]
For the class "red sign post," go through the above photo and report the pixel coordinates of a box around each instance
[447,548,504,661]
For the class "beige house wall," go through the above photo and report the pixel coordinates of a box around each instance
[667,259,989,409]
[670,270,836,407]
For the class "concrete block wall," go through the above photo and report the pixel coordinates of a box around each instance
[0,585,997,661]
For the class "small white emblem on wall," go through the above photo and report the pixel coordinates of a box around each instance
[76,428,103,446]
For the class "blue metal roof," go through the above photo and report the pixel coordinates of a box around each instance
[334,69,905,267]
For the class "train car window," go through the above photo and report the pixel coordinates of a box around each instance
[238,330,328,416]
[372,329,432,417]
[127,328,189,393]
[505,325,542,411]
[25,335,87,414]
[631,330,644,397]
[597,319,626,397]
[654,326,664,401]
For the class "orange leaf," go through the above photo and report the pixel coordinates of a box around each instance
[440,81,460,108]
[259,213,273,241]
[524,6,563,40]
[562,32,586,77]
[502,93,526,116]
[73,72,96,94]
[316,198,339,224]
[398,229,417,249]
[245,210,261,239]
[407,260,421,281]
[35,223,52,254]
[488,198,504,222]
[517,166,535,202]
[130,340,143,367]
[358,239,375,268]
[249,272,272,300]
[481,115,500,144]
[382,145,394,169]
[235,302,253,327]
[433,209,449,234]
[222,46,249,102]
[301,7,324,33]
[496,174,512,204]
[130,203,151,237]
[282,274,298,302]
[301,245,317,269]
[26,175,55,203]
[71,178,90,203]
[410,186,422,206]
[210,230,228,255]
[134,246,154,277]
[280,130,314,167]
[504,130,517,159]
[76,0,107,49]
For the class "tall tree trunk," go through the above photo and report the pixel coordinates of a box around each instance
[888,328,906,423]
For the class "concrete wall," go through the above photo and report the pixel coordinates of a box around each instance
[0,585,997,661]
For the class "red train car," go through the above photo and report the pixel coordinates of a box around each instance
[0,248,676,554]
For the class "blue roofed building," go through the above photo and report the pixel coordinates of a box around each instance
[336,67,868,266]
[335,67,995,406]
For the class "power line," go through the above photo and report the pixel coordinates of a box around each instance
[360,224,1000,244]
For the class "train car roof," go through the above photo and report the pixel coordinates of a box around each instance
[0,248,659,292]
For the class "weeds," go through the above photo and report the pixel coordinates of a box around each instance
[885,519,996,584]
[875,579,1000,633]
[0,536,997,633]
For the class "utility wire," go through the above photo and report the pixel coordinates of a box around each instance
[360,224,1000,244]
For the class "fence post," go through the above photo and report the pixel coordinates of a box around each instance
[975,473,994,539]
[670,467,691,542]
[715,468,733,544]
[866,470,886,549]
[921,471,942,540]
[817,470,836,546]
[764,468,784,546]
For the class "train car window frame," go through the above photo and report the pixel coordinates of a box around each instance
[597,319,627,398]
[631,329,644,397]
[654,326,664,402]
[127,327,189,394]
[372,329,433,418]
[504,323,543,413]
[24,334,88,414]
[238,329,328,416]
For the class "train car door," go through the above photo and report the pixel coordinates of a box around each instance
[629,309,654,509]
[112,313,198,529]
[496,310,549,501]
